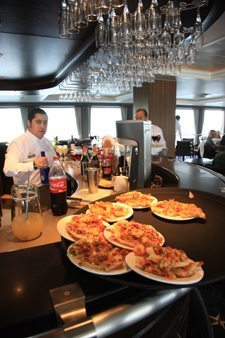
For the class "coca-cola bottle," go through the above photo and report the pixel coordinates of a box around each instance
[102,149,112,179]
[49,155,68,216]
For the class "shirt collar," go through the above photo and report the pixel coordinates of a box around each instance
[26,129,44,143]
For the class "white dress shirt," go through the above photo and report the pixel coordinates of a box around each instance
[176,120,182,140]
[4,130,55,186]
[151,124,167,156]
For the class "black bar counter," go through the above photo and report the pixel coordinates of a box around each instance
[1,159,225,337]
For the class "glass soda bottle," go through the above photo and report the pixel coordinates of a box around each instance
[40,151,50,184]
[49,155,68,216]
[102,149,112,179]
[81,146,90,175]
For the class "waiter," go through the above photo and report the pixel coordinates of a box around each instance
[4,108,55,186]
[135,108,167,156]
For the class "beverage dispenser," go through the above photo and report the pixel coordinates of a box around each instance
[116,121,151,190]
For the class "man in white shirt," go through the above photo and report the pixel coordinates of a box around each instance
[135,108,167,156]
[4,108,55,186]
[175,115,182,140]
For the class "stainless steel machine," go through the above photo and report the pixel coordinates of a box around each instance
[116,120,152,190]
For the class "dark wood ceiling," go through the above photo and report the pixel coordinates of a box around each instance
[0,0,223,92]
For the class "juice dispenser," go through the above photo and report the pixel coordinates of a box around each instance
[116,120,151,190]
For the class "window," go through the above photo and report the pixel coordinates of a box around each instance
[202,109,224,137]
[90,107,122,138]
[175,109,195,139]
[0,108,24,142]
[41,107,78,141]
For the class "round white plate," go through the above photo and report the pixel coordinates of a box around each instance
[86,202,133,223]
[152,211,194,221]
[67,244,131,275]
[132,197,158,209]
[126,252,204,285]
[98,179,114,189]
[57,215,109,241]
[104,225,165,250]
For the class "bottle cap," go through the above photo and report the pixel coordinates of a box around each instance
[53,155,59,161]
[41,151,45,157]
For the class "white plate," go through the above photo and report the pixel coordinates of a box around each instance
[67,244,130,275]
[132,197,158,209]
[126,252,204,285]
[57,215,109,242]
[104,225,165,250]
[98,179,114,189]
[152,211,194,221]
[86,202,133,223]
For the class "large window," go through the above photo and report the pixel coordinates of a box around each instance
[41,107,79,141]
[175,109,195,139]
[90,107,122,138]
[0,108,24,142]
[202,109,224,137]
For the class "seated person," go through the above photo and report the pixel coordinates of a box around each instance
[220,134,225,146]
[212,151,225,175]
[4,108,55,186]
[203,130,217,159]
[135,108,167,156]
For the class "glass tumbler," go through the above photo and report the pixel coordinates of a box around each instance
[11,184,44,241]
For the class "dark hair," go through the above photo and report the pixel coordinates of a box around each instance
[28,108,47,121]
[136,108,148,118]
[176,115,180,120]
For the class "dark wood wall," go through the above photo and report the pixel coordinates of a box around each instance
[133,77,176,157]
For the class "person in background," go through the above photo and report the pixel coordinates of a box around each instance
[175,115,182,140]
[4,108,55,186]
[102,135,115,149]
[203,129,217,159]
[215,130,221,140]
[220,134,225,146]
[135,108,167,156]
[212,151,225,175]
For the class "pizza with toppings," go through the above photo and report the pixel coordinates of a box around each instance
[151,199,206,220]
[126,244,204,281]
[115,191,157,209]
[67,237,130,274]
[104,220,165,249]
[65,214,108,241]
[87,201,133,222]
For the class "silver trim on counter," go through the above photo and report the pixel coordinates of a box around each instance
[32,285,190,338]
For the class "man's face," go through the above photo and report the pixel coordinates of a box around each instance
[135,110,146,121]
[27,113,48,139]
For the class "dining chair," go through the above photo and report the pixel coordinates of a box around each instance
[175,141,193,161]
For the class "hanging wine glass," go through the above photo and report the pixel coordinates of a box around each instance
[86,0,97,22]
[95,13,107,48]
[58,1,68,38]
[75,0,88,29]
[108,7,120,47]
[111,0,124,8]
[96,0,110,15]
[192,7,204,48]
[120,1,132,45]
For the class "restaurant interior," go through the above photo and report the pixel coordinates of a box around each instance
[0,1,225,337]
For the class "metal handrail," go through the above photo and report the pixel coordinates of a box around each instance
[32,287,190,338]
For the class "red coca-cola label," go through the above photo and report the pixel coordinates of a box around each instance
[103,167,111,174]
[49,178,67,194]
